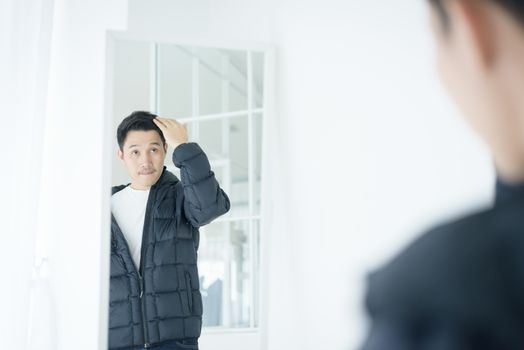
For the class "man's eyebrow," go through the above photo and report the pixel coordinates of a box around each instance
[126,142,162,149]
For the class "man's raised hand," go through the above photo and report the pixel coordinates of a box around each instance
[153,117,189,149]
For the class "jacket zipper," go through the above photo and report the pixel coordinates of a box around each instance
[139,275,149,348]
[139,186,156,349]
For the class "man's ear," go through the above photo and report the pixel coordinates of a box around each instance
[449,0,495,69]
[117,149,124,161]
[163,143,168,153]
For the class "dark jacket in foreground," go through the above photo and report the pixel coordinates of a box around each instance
[362,180,524,350]
[109,143,230,349]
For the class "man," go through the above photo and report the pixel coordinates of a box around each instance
[362,1,524,349]
[109,111,230,350]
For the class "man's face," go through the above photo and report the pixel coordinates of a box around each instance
[118,130,167,190]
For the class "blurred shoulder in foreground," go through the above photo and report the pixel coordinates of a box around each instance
[362,179,524,350]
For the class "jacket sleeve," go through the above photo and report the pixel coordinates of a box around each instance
[172,142,231,227]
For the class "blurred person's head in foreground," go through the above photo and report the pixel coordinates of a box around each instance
[431,0,524,183]
[362,1,524,349]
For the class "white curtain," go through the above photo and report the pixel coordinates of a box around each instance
[0,0,128,348]
[0,0,54,348]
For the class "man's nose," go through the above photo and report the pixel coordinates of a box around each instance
[140,152,153,164]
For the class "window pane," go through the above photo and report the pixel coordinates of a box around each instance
[251,51,264,109]
[230,116,249,212]
[157,44,192,118]
[228,50,248,112]
[198,47,247,115]
[198,57,222,115]
[252,219,260,327]
[253,113,263,215]
[199,219,257,328]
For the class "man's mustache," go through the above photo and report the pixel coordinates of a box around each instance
[138,168,155,175]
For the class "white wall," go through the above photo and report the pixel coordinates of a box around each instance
[1,0,53,347]
[270,1,494,349]
[122,1,496,350]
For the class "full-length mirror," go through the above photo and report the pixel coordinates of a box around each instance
[110,39,266,336]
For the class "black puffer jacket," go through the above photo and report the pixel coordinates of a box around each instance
[109,143,230,349]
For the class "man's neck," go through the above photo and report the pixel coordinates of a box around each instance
[493,149,524,184]
[129,183,151,191]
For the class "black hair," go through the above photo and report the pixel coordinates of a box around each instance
[116,111,166,151]
[430,0,450,29]
[430,0,524,30]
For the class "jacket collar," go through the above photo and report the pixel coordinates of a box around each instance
[111,166,179,195]
[494,176,524,205]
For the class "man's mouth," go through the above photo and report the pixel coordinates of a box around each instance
[139,170,155,175]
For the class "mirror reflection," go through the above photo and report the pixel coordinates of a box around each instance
[111,41,265,333]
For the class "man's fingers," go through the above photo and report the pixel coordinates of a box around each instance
[155,117,172,124]
[153,118,167,129]
[155,117,187,134]
[156,117,182,126]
